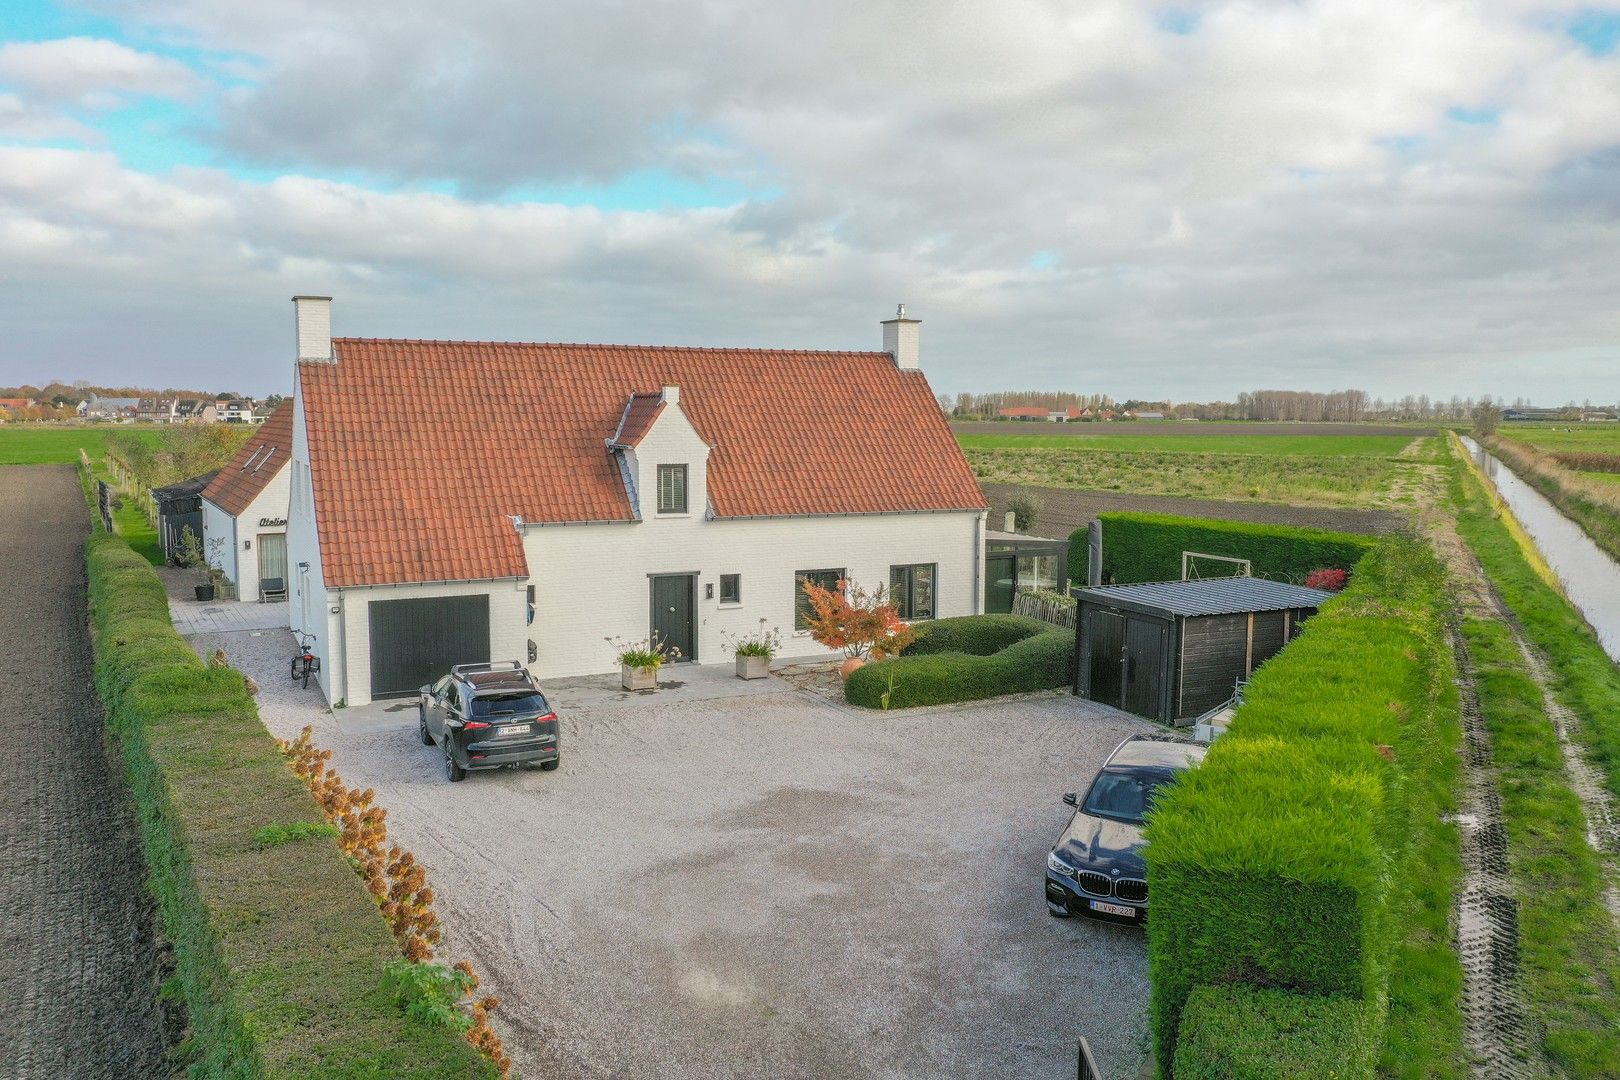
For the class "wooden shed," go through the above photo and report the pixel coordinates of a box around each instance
[1072,577,1332,724]
[150,470,218,564]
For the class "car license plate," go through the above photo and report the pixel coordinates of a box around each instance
[497,724,530,737]
[1090,900,1137,918]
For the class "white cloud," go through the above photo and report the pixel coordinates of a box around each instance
[0,2,1618,401]
[0,92,99,141]
[0,37,201,108]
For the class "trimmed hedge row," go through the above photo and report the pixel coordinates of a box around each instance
[87,531,494,1078]
[1067,512,1373,585]
[1145,535,1453,1078]
[1173,985,1379,1080]
[844,614,1074,709]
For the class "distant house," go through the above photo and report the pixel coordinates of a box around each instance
[998,406,1051,421]
[0,397,34,417]
[173,399,218,424]
[137,397,177,423]
[1133,411,1166,421]
[219,398,256,423]
[81,394,141,421]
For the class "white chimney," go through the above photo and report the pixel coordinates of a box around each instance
[881,303,920,370]
[293,295,333,363]
[661,385,680,404]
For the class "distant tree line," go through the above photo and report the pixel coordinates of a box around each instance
[940,388,1617,422]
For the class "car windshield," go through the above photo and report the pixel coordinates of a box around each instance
[470,692,548,717]
[1082,767,1177,825]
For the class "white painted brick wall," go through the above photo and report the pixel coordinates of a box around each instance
[286,378,335,701]
[523,396,984,678]
[203,463,289,603]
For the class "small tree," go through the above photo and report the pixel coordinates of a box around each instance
[801,578,916,660]
[174,524,204,570]
[1472,398,1503,438]
[1007,493,1038,533]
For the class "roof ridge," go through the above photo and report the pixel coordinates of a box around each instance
[331,336,891,358]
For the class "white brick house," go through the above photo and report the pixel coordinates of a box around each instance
[200,402,292,602]
[285,296,988,707]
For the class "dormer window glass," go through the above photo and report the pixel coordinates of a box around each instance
[657,464,688,514]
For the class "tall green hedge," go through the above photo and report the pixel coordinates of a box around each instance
[1145,536,1451,1078]
[844,614,1074,709]
[87,530,494,1078]
[1067,512,1374,585]
[1173,985,1379,1080]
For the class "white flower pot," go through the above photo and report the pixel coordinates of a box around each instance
[622,663,658,691]
[735,654,771,680]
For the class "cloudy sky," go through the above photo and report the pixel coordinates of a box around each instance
[1,1,1617,402]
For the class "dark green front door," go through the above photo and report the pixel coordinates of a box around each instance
[985,555,1016,613]
[649,575,695,661]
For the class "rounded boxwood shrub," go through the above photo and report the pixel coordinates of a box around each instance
[846,616,1074,709]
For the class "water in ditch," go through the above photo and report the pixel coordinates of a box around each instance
[1461,436,1620,663]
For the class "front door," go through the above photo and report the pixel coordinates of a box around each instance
[1086,609,1125,706]
[1122,617,1168,720]
[985,555,1016,613]
[258,532,288,595]
[650,574,696,662]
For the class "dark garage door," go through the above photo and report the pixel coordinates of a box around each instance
[368,595,490,699]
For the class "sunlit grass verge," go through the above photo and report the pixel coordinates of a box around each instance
[1451,452,1620,801]
[87,528,494,1078]
[1460,617,1620,1077]
[1146,536,1463,1079]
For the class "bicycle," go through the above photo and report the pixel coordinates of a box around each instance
[291,631,321,689]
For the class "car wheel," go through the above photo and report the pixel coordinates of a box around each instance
[1047,901,1070,918]
[444,741,466,783]
[418,707,434,746]
[540,758,560,772]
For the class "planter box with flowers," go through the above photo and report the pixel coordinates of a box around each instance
[609,635,681,691]
[800,577,914,679]
[728,625,782,680]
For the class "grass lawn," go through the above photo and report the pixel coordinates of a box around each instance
[957,433,1414,456]
[0,425,171,465]
[1499,424,1620,454]
[0,426,113,464]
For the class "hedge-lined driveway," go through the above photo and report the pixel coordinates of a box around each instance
[212,630,1156,1079]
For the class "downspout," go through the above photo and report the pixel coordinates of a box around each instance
[335,588,348,707]
[973,511,985,615]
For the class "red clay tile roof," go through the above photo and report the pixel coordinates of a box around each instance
[608,393,666,448]
[300,338,986,587]
[200,402,293,516]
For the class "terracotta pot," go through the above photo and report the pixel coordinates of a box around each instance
[621,663,658,691]
[735,654,771,680]
[839,657,866,680]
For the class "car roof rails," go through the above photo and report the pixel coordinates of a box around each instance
[451,661,524,676]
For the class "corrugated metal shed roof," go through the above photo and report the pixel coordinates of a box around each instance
[1074,577,1334,617]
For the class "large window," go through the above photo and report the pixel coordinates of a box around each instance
[656,464,687,514]
[890,563,937,620]
[794,568,844,630]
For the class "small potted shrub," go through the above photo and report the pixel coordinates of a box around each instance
[801,577,915,679]
[729,625,782,680]
[609,635,680,691]
[176,526,213,600]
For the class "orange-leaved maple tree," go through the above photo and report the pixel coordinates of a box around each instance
[801,577,916,660]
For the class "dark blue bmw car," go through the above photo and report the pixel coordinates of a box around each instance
[1045,734,1206,924]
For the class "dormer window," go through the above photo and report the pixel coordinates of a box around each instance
[656,464,688,514]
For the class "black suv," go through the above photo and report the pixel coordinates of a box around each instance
[419,662,560,782]
[1045,733,1206,924]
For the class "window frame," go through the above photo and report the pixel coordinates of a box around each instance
[794,567,846,631]
[719,573,741,605]
[889,563,938,621]
[655,463,688,515]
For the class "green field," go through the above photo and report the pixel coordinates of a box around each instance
[1499,424,1620,454]
[958,433,1415,457]
[0,425,169,465]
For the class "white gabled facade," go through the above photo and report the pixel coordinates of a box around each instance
[285,296,987,708]
[203,464,290,602]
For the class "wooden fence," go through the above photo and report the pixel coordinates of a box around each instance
[1013,588,1077,629]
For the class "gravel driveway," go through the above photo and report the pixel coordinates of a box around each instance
[199,628,1156,1079]
[0,466,168,1078]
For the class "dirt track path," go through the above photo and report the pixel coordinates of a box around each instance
[0,465,167,1078]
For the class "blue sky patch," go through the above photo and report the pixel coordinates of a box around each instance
[1447,105,1501,125]
[1156,9,1201,36]
[1567,9,1620,55]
